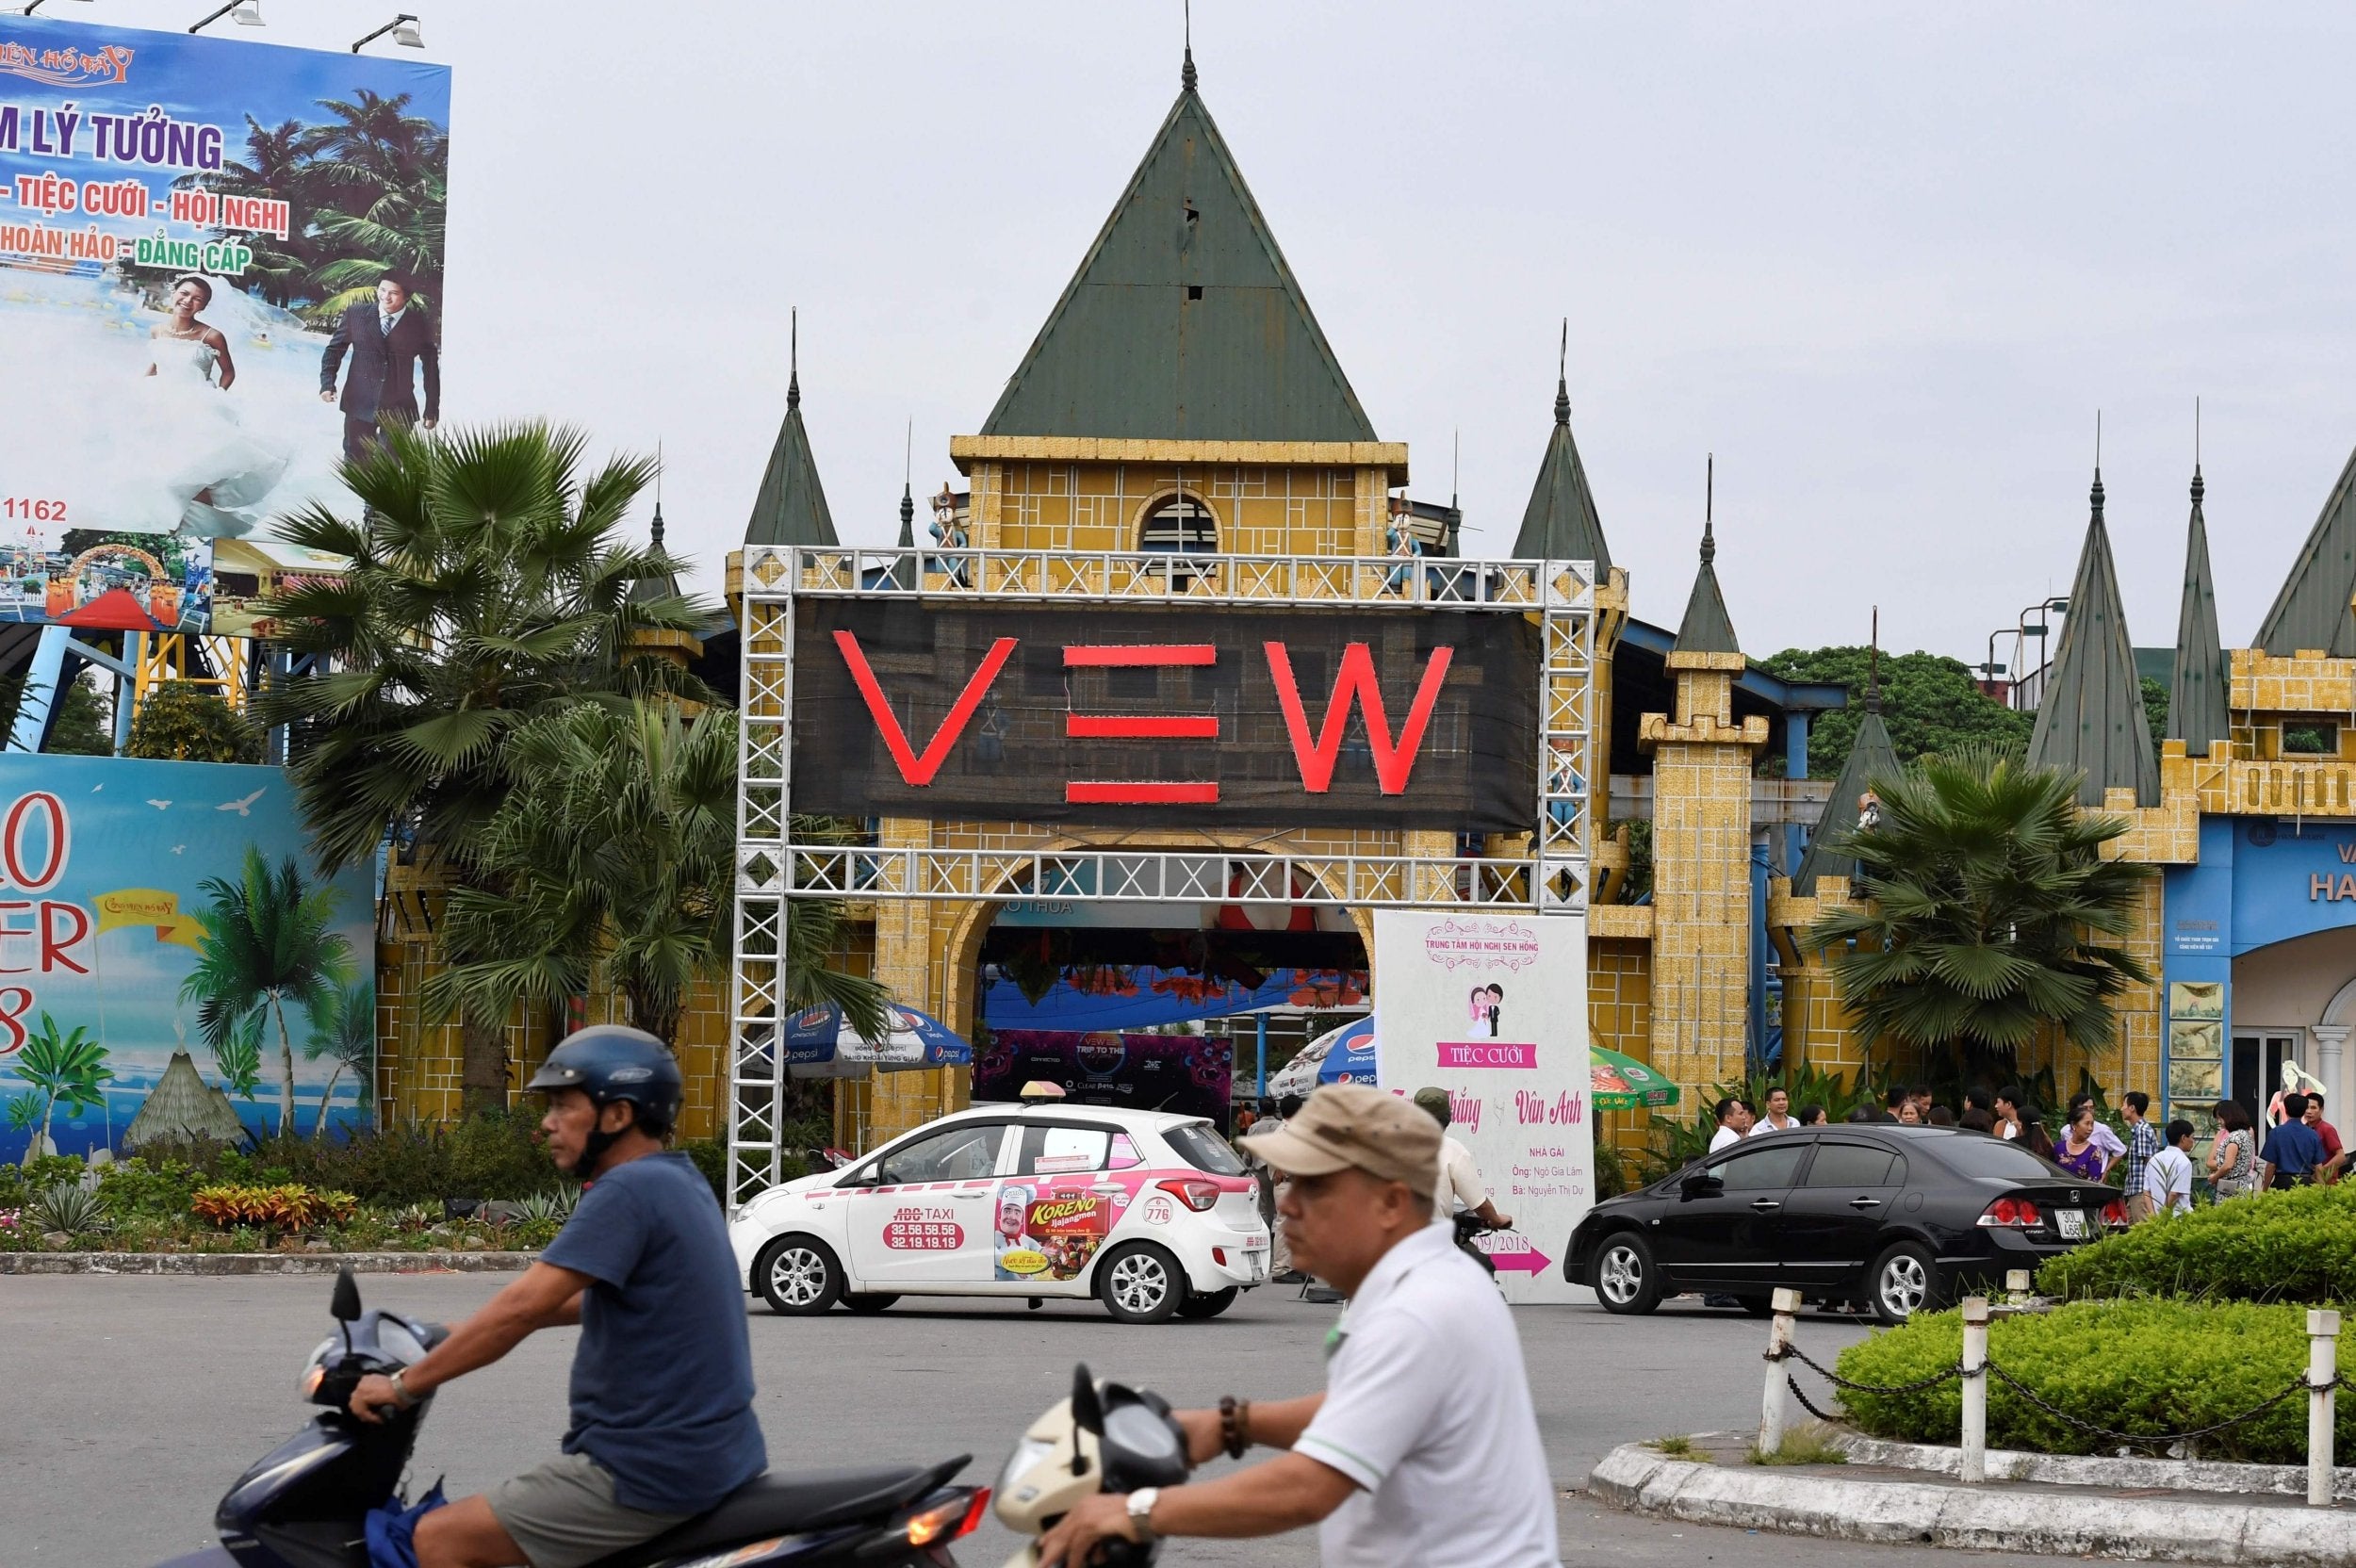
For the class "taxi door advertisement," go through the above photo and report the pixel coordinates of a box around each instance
[991,1172,1150,1283]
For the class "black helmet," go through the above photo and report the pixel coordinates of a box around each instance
[527,1024,684,1136]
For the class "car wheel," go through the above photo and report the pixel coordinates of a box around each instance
[1176,1286,1239,1320]
[754,1234,843,1315]
[1096,1242,1185,1324]
[1589,1233,1662,1315]
[843,1293,900,1314]
[1868,1241,1941,1325]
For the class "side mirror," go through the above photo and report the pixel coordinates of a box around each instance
[330,1266,362,1323]
[1679,1173,1723,1201]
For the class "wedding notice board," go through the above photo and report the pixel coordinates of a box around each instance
[1372,910,1595,1304]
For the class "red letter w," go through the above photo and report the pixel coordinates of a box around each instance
[832,630,1016,786]
[1263,641,1453,793]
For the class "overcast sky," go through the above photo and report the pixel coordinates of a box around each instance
[74,1,2356,670]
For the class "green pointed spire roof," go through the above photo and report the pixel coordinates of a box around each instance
[979,62,1377,443]
[630,498,683,606]
[2168,466,2230,756]
[1673,514,1741,656]
[1792,688,1900,896]
[2026,469,2159,807]
[744,341,839,548]
[895,482,916,550]
[1511,358,1612,571]
[2253,443,2356,656]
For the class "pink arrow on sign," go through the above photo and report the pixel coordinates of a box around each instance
[1478,1236,1553,1274]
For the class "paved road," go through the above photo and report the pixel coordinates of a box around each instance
[0,1275,2080,1565]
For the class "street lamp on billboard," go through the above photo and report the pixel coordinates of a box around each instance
[2010,596,2069,711]
[9,2,96,16]
[352,12,425,52]
[188,1,263,32]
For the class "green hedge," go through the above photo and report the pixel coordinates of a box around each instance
[2037,1184,2356,1303]
[1836,1299,2354,1463]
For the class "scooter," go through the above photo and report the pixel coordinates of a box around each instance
[157,1268,989,1568]
[991,1365,1191,1568]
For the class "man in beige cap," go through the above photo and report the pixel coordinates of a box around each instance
[1036,1084,1556,1568]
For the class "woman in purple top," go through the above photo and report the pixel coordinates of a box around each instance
[2055,1104,2111,1181]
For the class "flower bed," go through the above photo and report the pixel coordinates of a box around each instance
[0,1119,766,1255]
[2036,1184,2356,1303]
[1835,1299,2356,1464]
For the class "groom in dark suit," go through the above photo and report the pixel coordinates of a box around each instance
[319,274,440,462]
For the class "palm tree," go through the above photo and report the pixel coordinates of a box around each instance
[10,1013,112,1165]
[256,422,707,1110]
[427,701,888,1051]
[212,1012,264,1104]
[181,849,355,1136]
[1807,745,2154,1083]
[303,982,376,1136]
[312,164,445,318]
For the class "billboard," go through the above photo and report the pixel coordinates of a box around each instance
[1371,910,1591,1303]
[0,17,452,636]
[0,756,377,1163]
[974,1029,1234,1130]
[792,602,1539,831]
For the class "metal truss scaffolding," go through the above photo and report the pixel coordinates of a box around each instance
[729,547,1595,1202]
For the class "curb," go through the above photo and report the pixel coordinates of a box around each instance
[0,1251,540,1276]
[1836,1431,2356,1505]
[1588,1442,2356,1566]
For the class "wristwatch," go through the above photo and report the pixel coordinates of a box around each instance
[1126,1487,1161,1544]
[388,1370,418,1409]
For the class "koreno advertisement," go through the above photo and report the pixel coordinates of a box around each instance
[0,17,451,636]
[792,602,1539,831]
[1372,910,1592,1304]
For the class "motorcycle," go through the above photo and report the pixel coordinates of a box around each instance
[991,1365,1190,1568]
[157,1267,988,1568]
[1452,1211,1500,1277]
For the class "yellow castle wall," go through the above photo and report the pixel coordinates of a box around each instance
[965,455,1395,559]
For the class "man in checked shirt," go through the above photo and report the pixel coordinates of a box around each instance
[2120,1091,2161,1224]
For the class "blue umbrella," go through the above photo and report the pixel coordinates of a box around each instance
[1316,1017,1378,1086]
[779,1001,973,1076]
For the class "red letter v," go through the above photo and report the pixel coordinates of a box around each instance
[832,630,1016,786]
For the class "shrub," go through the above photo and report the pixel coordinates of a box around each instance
[28,1180,109,1236]
[97,1157,203,1220]
[1837,1298,2356,1463]
[2037,1184,2356,1304]
[189,1184,358,1231]
[125,681,264,763]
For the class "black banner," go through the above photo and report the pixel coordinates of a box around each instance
[790,602,1537,831]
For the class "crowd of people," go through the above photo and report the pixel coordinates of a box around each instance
[1704,1080,2348,1217]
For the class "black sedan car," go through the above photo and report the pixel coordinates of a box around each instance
[1564,1125,2126,1324]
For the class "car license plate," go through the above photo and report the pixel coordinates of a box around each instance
[1241,1235,1268,1251]
[2053,1208,2088,1240]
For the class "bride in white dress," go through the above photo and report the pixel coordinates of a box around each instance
[118,275,289,538]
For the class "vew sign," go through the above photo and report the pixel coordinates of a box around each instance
[790,603,1537,831]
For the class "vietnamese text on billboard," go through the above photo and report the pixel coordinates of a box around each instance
[0,17,452,638]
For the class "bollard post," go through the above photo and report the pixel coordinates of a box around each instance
[2004,1269,2031,1307]
[2309,1308,2340,1507]
[1959,1296,1990,1484]
[1759,1287,1802,1457]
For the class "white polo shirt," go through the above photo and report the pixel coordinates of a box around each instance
[1294,1222,1557,1568]
[1431,1134,1487,1220]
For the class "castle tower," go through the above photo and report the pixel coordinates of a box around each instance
[1640,498,1768,1093]
[727,318,840,617]
[2026,467,2160,806]
[2168,464,2229,759]
[1773,660,1901,1078]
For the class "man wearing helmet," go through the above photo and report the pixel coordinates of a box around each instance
[348,1026,767,1568]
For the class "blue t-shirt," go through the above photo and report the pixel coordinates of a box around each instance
[2260,1119,2325,1178]
[540,1152,767,1512]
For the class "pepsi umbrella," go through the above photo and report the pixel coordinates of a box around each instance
[778,1001,973,1078]
[1315,1018,1378,1085]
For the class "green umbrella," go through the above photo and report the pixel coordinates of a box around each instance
[1591,1045,1679,1110]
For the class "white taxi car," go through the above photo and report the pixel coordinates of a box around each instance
[729,1103,1270,1324]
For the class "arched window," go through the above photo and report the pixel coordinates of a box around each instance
[1138,493,1218,554]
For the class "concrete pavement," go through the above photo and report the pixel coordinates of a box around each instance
[0,1274,2083,1565]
